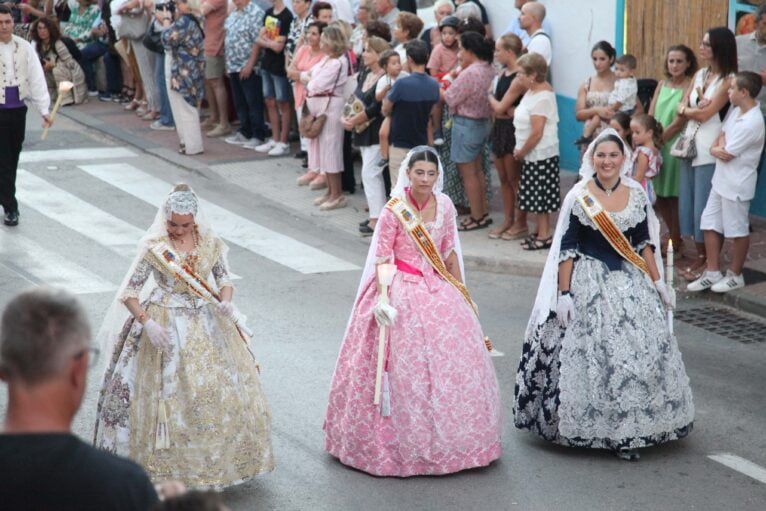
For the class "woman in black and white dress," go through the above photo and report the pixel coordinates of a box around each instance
[513,130,694,461]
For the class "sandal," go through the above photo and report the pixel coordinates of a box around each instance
[459,216,491,231]
[460,212,492,228]
[501,228,529,241]
[522,236,553,251]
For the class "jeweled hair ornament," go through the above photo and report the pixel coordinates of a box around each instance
[164,191,199,218]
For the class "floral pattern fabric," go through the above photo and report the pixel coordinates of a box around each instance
[224,2,264,74]
[162,14,205,107]
[632,145,662,204]
[324,194,503,477]
[62,5,101,48]
[513,197,694,450]
[439,104,493,209]
[94,234,274,490]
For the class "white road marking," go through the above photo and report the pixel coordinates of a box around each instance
[19,147,136,163]
[0,230,116,294]
[79,163,360,274]
[17,169,145,252]
[708,453,766,484]
[15,170,242,280]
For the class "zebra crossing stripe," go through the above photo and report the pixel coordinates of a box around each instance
[0,230,116,294]
[78,163,360,274]
[19,147,137,163]
[17,169,145,252]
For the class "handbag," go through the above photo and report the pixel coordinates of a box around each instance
[669,120,700,160]
[115,6,149,40]
[142,23,164,54]
[342,94,372,134]
[300,61,343,139]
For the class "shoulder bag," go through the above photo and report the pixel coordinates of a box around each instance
[300,61,342,139]
[669,120,700,160]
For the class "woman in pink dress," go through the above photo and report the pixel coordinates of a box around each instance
[324,146,502,477]
[301,25,349,210]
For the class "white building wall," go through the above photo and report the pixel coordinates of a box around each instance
[485,0,618,98]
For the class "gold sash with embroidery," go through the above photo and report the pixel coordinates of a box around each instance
[385,197,479,316]
[576,189,651,276]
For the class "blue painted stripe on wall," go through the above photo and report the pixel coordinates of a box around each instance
[752,173,766,217]
[615,0,626,55]
[556,94,581,172]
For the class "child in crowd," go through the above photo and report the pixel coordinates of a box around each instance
[630,114,663,204]
[427,16,460,145]
[609,111,633,147]
[577,54,639,145]
[688,71,765,293]
[375,50,409,171]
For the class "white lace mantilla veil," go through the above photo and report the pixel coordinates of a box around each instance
[350,145,466,310]
[526,128,665,337]
[97,185,231,372]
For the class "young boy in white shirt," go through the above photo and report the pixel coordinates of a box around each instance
[688,71,765,293]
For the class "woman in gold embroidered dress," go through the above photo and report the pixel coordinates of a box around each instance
[94,184,274,490]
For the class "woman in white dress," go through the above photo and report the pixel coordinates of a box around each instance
[513,130,694,461]
[94,184,274,489]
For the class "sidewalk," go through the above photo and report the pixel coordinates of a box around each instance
[60,99,766,317]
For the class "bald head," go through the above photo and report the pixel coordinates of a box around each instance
[522,2,546,23]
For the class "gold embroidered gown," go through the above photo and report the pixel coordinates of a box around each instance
[94,234,274,489]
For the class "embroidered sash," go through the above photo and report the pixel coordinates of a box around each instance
[576,189,651,276]
[148,242,253,342]
[385,197,479,316]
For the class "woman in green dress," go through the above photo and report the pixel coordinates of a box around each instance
[648,45,697,252]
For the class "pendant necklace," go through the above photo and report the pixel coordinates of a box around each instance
[594,176,621,196]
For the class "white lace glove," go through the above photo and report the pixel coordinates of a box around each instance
[217,300,234,318]
[373,297,397,327]
[556,292,575,328]
[143,319,170,351]
[654,280,676,309]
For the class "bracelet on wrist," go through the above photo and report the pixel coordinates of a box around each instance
[559,290,571,296]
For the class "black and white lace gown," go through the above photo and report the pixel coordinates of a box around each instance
[513,187,694,450]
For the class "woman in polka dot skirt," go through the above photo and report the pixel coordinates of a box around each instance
[512,53,560,250]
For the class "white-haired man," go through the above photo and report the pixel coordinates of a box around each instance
[374,0,399,30]
[0,288,159,510]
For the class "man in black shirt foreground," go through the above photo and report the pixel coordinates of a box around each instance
[0,288,159,511]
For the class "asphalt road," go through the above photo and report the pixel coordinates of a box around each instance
[0,113,764,511]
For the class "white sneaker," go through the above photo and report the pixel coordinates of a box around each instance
[267,142,290,156]
[687,271,723,292]
[710,270,745,293]
[224,132,250,145]
[254,139,277,152]
[242,137,265,149]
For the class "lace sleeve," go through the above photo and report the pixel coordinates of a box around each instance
[439,199,457,260]
[119,256,153,302]
[559,211,581,262]
[628,205,653,252]
[374,208,398,264]
[212,239,233,289]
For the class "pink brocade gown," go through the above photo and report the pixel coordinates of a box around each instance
[324,194,502,477]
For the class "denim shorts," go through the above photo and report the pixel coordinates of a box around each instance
[261,69,292,102]
[450,115,490,163]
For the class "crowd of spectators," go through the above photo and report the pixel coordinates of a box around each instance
[4,0,765,288]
